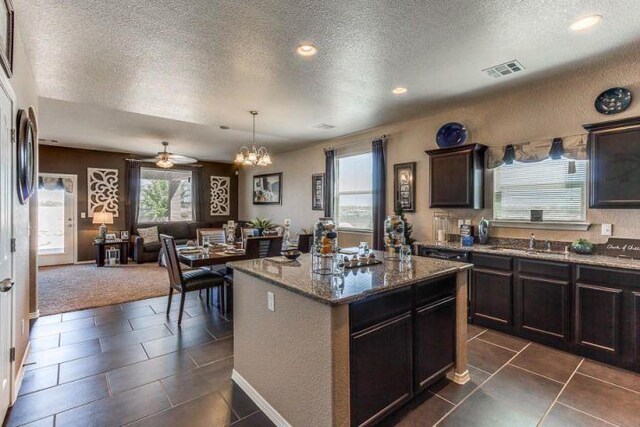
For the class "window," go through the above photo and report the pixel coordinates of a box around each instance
[335,152,373,231]
[493,158,587,222]
[138,168,193,223]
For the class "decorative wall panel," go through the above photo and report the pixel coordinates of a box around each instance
[210,176,230,216]
[87,167,119,217]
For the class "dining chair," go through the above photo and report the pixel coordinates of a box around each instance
[241,228,259,248]
[222,236,284,315]
[160,234,225,325]
[297,233,313,253]
[197,228,226,246]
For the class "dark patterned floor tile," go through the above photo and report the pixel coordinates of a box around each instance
[59,319,133,346]
[380,392,453,427]
[55,381,170,426]
[58,344,148,383]
[142,324,215,358]
[510,344,581,383]
[99,324,172,352]
[33,314,62,326]
[221,382,260,419]
[187,336,233,366]
[428,366,490,404]
[468,337,516,374]
[476,330,529,351]
[31,317,95,339]
[230,411,275,427]
[20,416,54,427]
[93,305,155,326]
[467,324,486,341]
[19,364,58,396]
[542,402,612,426]
[27,339,101,369]
[129,311,188,330]
[5,375,109,426]
[161,356,234,406]
[578,359,640,393]
[558,372,640,427]
[108,350,197,394]
[29,335,60,353]
[61,305,122,321]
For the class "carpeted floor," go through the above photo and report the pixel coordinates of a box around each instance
[38,263,170,315]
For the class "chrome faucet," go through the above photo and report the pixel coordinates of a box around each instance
[529,233,536,251]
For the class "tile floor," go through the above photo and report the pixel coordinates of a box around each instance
[6,292,274,427]
[6,294,640,426]
[383,323,640,427]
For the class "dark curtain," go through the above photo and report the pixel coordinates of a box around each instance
[502,144,516,165]
[192,167,203,222]
[125,160,141,234]
[324,149,335,218]
[372,137,387,250]
[549,138,564,160]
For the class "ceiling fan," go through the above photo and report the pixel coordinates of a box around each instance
[140,141,197,168]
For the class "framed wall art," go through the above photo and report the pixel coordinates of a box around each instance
[88,167,119,217]
[311,173,325,211]
[394,162,416,212]
[210,176,230,216]
[0,0,13,78]
[253,172,282,205]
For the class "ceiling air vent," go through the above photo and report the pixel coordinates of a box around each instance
[314,123,335,130]
[483,60,525,78]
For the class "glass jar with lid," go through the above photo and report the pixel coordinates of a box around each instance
[312,218,338,274]
[384,215,405,260]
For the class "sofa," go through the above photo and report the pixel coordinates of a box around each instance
[132,221,239,263]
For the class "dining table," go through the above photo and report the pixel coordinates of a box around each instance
[177,248,248,268]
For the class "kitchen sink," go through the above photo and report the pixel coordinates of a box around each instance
[488,246,565,255]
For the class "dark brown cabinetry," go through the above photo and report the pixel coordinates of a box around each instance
[349,276,457,426]
[425,144,486,209]
[584,117,640,208]
[470,254,513,330]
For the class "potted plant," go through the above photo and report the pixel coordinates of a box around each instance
[246,217,275,236]
[571,238,594,255]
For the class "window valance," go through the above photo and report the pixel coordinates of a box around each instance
[486,134,587,169]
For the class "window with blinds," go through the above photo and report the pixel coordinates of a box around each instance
[493,159,587,222]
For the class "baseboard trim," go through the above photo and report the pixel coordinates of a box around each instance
[28,310,40,320]
[12,341,30,404]
[231,369,291,427]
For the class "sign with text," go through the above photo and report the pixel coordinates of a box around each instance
[604,238,640,259]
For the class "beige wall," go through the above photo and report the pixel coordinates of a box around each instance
[10,26,39,374]
[240,51,640,245]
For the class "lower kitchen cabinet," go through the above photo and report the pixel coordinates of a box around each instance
[575,283,623,359]
[350,313,413,427]
[519,276,571,343]
[414,296,456,391]
[471,268,513,329]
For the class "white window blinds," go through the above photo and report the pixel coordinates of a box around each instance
[493,159,587,222]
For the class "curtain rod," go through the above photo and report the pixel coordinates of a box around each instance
[324,134,387,152]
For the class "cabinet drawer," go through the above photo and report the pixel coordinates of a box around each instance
[415,275,456,307]
[471,253,512,271]
[518,259,570,281]
[576,265,640,289]
[350,287,412,333]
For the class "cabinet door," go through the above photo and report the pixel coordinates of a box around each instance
[472,268,513,328]
[351,313,413,427]
[414,296,455,391]
[430,152,471,207]
[633,292,640,369]
[575,283,623,360]
[519,275,570,343]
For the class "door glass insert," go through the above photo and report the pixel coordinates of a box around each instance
[38,186,66,255]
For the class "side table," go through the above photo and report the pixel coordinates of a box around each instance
[94,240,129,267]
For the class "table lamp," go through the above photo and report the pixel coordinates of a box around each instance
[93,211,114,238]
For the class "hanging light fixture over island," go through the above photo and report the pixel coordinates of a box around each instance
[234,111,272,167]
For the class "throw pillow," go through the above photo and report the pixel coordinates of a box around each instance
[137,226,159,244]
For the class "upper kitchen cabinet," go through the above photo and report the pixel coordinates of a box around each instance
[584,117,640,208]
[425,144,486,209]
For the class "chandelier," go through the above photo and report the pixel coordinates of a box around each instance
[234,111,272,167]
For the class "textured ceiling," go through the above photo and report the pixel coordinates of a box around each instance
[17,0,640,161]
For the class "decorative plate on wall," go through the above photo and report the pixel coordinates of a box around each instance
[17,109,36,205]
[594,87,632,115]
[436,122,467,148]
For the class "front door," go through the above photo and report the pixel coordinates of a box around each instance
[0,77,14,420]
[38,174,76,266]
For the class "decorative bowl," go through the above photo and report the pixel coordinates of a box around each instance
[436,122,467,148]
[281,250,302,260]
[595,87,632,115]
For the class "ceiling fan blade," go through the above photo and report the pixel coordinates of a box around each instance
[140,157,161,162]
[167,154,197,164]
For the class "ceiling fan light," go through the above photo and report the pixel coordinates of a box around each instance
[247,152,258,163]
[234,153,245,164]
[156,158,174,168]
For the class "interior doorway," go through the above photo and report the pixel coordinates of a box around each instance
[37,174,77,266]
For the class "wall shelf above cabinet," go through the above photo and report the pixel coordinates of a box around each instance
[425,144,486,209]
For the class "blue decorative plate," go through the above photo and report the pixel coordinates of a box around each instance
[436,122,467,148]
[595,87,632,115]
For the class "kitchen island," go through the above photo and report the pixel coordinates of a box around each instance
[228,253,472,427]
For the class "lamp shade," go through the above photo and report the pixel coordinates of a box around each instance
[92,211,114,224]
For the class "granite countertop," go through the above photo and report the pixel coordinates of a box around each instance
[228,252,471,306]
[417,241,640,272]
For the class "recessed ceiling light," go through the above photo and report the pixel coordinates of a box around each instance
[297,43,318,56]
[392,87,408,95]
[219,125,230,130]
[570,15,602,31]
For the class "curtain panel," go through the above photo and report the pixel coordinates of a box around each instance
[324,149,335,218]
[191,167,203,222]
[125,160,141,235]
[372,138,387,250]
[486,134,587,169]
